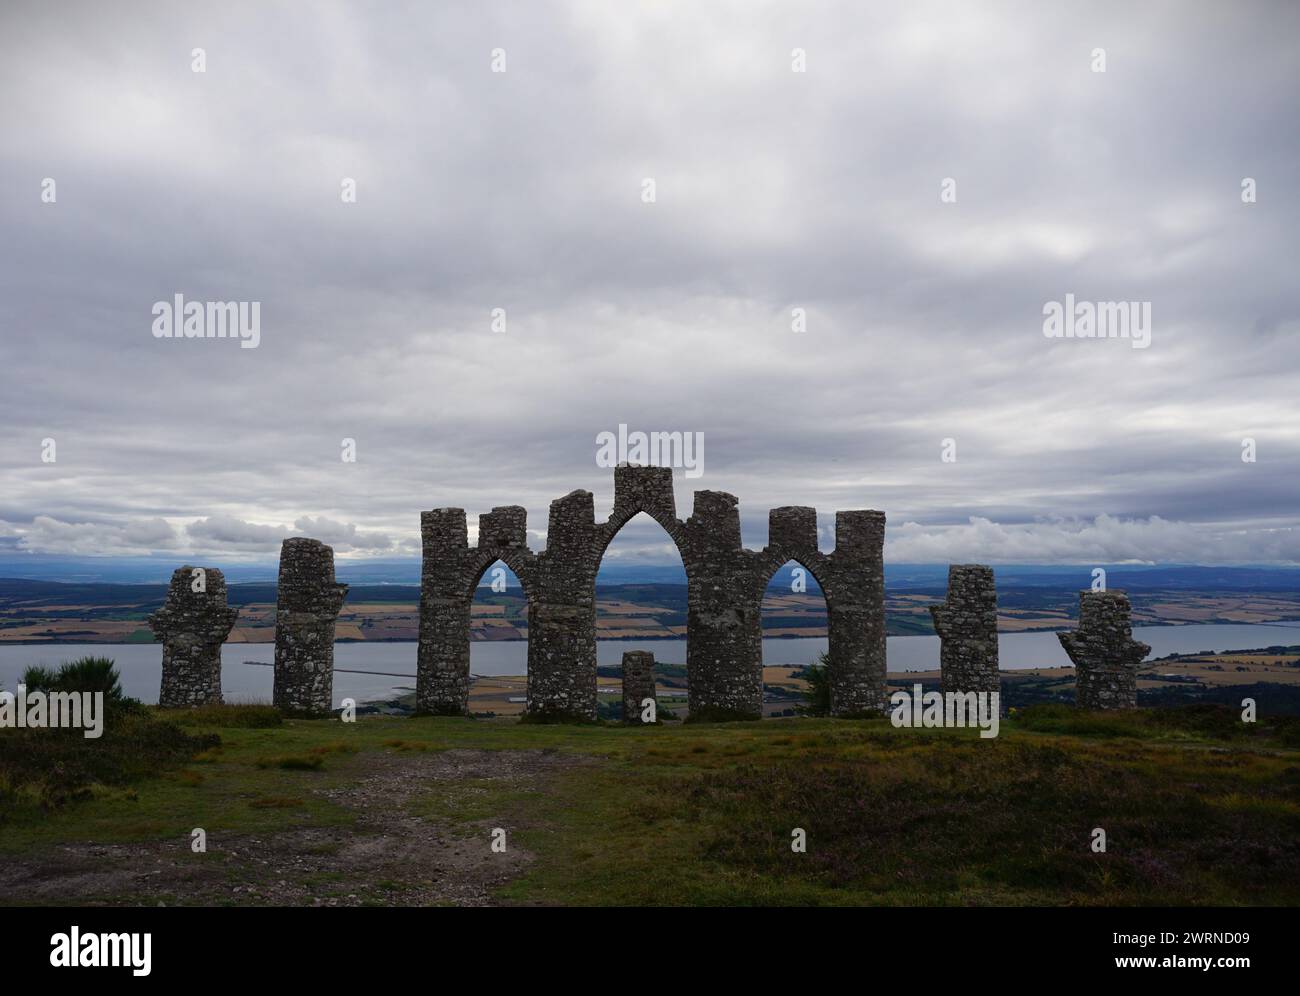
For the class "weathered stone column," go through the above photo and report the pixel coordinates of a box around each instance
[149,565,239,707]
[526,490,599,721]
[1058,590,1150,710]
[273,538,348,716]
[622,650,657,724]
[929,564,1000,695]
[416,509,473,714]
[824,510,888,716]
[685,491,764,721]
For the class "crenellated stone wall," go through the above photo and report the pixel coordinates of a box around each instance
[150,566,239,707]
[415,506,536,714]
[1057,590,1150,710]
[930,564,1000,695]
[144,477,1169,726]
[416,464,888,721]
[272,538,349,716]
[621,650,657,724]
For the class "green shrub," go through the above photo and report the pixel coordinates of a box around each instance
[20,656,134,711]
[17,665,59,692]
[798,653,831,717]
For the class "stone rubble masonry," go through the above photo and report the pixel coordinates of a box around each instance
[272,538,349,717]
[820,510,889,717]
[929,564,1000,695]
[1057,590,1150,710]
[149,566,239,708]
[621,650,657,724]
[417,464,888,722]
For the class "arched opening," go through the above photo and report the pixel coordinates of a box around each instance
[595,511,689,721]
[761,560,830,718]
[468,558,528,717]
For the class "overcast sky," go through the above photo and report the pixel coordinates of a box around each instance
[1,0,1298,568]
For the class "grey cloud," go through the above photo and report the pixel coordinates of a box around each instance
[13,515,183,556]
[185,516,289,550]
[1,1,1297,566]
[292,515,393,552]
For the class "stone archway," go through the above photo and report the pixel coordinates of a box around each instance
[525,466,691,721]
[748,507,888,717]
[415,505,537,714]
[415,465,887,721]
[758,554,833,714]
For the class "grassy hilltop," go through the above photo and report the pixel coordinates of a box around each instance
[3,701,1299,906]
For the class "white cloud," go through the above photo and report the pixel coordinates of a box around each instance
[13,515,183,556]
[887,516,1300,566]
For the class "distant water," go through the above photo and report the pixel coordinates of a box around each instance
[1,623,1296,708]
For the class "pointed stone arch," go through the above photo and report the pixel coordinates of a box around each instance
[593,464,690,565]
[755,508,835,710]
[415,505,537,714]
[415,465,888,721]
[749,506,887,717]
[748,509,889,712]
[757,506,833,596]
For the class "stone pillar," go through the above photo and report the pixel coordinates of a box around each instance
[273,538,348,716]
[526,490,599,721]
[825,510,888,716]
[622,650,657,724]
[929,564,1000,695]
[1057,591,1150,710]
[417,509,473,714]
[685,491,764,721]
[149,566,239,707]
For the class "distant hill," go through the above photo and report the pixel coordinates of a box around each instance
[5,565,1300,645]
[4,556,1300,590]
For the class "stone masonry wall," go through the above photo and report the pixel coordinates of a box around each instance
[149,566,239,708]
[526,489,600,720]
[1057,590,1150,710]
[929,564,1000,695]
[416,508,473,714]
[621,650,657,724]
[273,538,349,716]
[683,490,766,719]
[821,511,888,716]
[751,506,889,717]
[417,465,889,722]
[417,506,536,715]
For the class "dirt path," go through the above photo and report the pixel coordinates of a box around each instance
[0,748,590,907]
